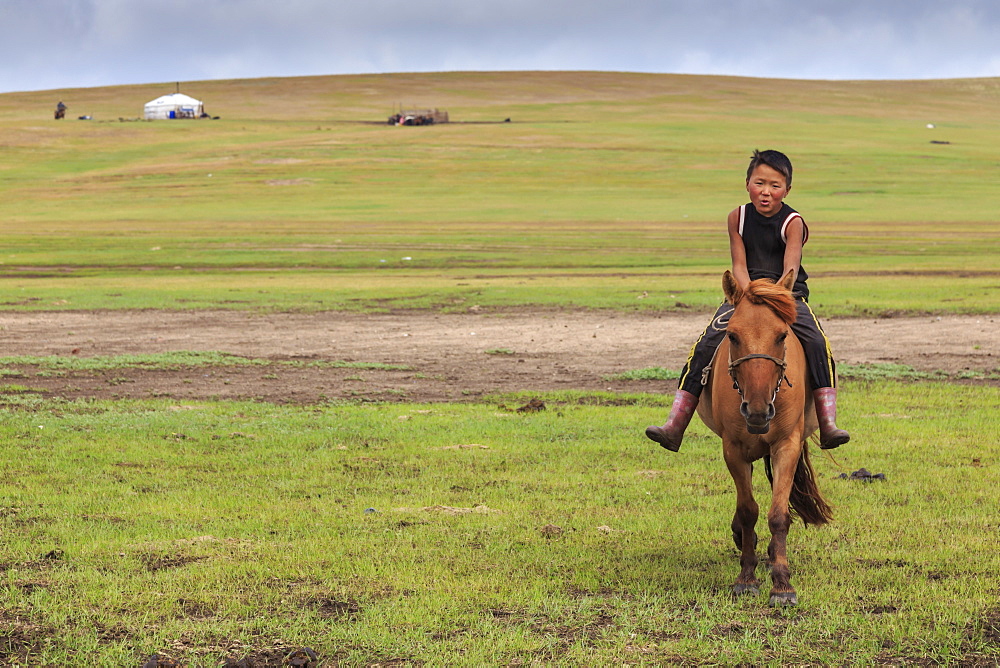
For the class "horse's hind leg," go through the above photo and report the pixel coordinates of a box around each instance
[725,451,760,596]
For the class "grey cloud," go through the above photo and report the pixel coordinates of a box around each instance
[2,0,999,92]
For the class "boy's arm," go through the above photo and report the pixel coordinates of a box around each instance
[727,208,751,289]
[782,216,805,285]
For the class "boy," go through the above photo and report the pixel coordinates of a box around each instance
[645,149,849,451]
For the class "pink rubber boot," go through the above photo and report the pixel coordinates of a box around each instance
[645,390,699,452]
[814,387,850,449]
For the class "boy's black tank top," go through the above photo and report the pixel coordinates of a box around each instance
[739,203,810,300]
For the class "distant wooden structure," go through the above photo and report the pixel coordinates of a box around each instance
[388,108,449,126]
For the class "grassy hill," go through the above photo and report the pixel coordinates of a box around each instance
[1,72,998,314]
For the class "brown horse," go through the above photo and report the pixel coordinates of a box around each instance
[697,269,833,606]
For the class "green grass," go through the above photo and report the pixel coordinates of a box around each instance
[0,352,409,373]
[605,367,681,381]
[0,351,266,372]
[1,72,998,315]
[610,362,1000,384]
[839,362,949,381]
[0,382,997,665]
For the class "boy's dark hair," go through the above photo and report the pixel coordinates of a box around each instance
[746,149,793,188]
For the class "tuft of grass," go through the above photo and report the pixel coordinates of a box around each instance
[486,389,680,409]
[296,360,411,371]
[0,351,266,371]
[0,352,410,373]
[838,363,949,381]
[956,369,1000,380]
[604,366,681,381]
[0,383,38,393]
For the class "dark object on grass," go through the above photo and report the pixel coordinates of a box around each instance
[539,523,563,537]
[516,398,546,412]
[284,647,319,667]
[837,468,886,482]
[220,658,252,668]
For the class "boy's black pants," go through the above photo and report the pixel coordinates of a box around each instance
[677,299,837,397]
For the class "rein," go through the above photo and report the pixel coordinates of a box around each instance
[727,351,792,402]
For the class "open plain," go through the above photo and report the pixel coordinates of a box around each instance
[1,71,999,666]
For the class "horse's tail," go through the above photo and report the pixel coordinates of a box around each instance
[763,443,833,526]
[790,443,833,526]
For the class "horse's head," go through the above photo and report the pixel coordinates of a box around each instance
[722,270,797,434]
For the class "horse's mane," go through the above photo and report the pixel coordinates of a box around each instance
[743,278,797,325]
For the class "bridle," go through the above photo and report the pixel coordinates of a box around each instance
[727,350,792,404]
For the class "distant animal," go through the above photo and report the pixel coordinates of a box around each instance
[54,101,66,120]
[697,269,833,606]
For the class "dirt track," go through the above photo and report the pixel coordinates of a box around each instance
[1,310,996,403]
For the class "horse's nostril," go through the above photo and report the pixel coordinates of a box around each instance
[740,402,750,418]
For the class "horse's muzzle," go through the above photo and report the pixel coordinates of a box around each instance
[741,401,775,434]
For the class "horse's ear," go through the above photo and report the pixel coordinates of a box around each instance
[722,270,742,304]
[779,269,796,292]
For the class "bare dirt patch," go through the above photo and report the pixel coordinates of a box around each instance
[1,310,996,403]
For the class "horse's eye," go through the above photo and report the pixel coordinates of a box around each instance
[728,333,739,346]
[777,332,787,344]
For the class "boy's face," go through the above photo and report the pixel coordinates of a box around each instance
[746,164,790,217]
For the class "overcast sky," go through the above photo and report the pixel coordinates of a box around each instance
[3,0,999,93]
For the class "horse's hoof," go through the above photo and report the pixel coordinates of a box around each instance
[733,583,759,597]
[768,592,797,607]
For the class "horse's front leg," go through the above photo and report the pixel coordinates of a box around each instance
[724,444,759,596]
[765,445,798,606]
